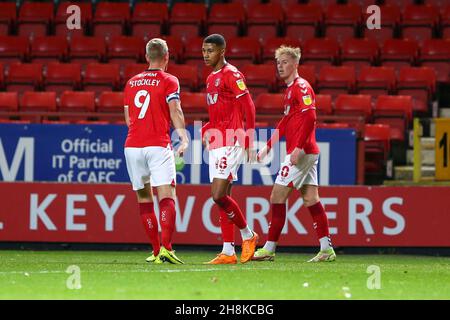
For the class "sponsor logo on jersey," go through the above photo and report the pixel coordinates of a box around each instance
[302,95,312,106]
[236,79,246,91]
[207,93,218,105]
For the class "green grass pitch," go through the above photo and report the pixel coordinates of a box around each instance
[0,250,449,299]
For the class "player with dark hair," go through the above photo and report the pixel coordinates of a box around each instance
[201,34,258,264]
[253,46,336,263]
[123,38,189,264]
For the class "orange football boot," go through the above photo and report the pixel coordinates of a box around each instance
[240,232,259,263]
[205,253,237,265]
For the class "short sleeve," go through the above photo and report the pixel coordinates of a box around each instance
[225,70,249,98]
[165,76,181,104]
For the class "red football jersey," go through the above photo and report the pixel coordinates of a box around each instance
[270,77,319,154]
[124,69,180,148]
[205,63,251,149]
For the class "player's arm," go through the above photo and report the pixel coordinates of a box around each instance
[201,121,211,147]
[169,99,189,157]
[124,105,130,127]
[238,92,256,162]
[257,116,286,162]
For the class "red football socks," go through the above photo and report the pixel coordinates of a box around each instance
[268,203,286,242]
[138,202,160,256]
[215,196,247,229]
[307,201,330,239]
[219,208,235,242]
[159,197,176,251]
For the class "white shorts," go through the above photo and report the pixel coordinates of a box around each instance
[209,146,245,183]
[124,145,176,190]
[275,153,319,190]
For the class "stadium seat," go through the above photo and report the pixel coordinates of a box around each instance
[59,91,95,121]
[301,38,340,73]
[373,95,412,141]
[397,66,436,113]
[380,39,419,71]
[315,94,332,115]
[97,91,124,113]
[30,36,68,63]
[6,63,43,94]
[298,65,316,89]
[123,63,148,84]
[208,3,245,39]
[317,122,350,129]
[131,2,168,40]
[162,36,184,63]
[200,66,213,89]
[364,123,391,179]
[324,4,361,44]
[0,2,16,36]
[241,64,277,98]
[402,4,439,45]
[44,63,81,95]
[285,4,322,42]
[334,94,372,119]
[230,0,261,10]
[167,64,198,92]
[318,66,356,98]
[93,2,130,40]
[0,63,3,89]
[55,2,92,39]
[247,3,284,44]
[226,37,261,68]
[363,4,401,45]
[107,36,145,65]
[0,36,29,65]
[169,3,206,43]
[262,37,301,63]
[443,5,450,39]
[20,91,56,112]
[184,37,205,67]
[420,39,450,83]
[180,92,207,121]
[0,92,18,112]
[69,36,106,65]
[341,38,379,74]
[357,66,396,96]
[83,63,120,95]
[18,2,53,38]
[255,93,284,115]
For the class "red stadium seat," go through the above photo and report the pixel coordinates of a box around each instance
[180,92,207,115]
[397,66,436,113]
[324,4,361,44]
[97,91,124,113]
[301,38,340,73]
[93,2,130,40]
[20,91,56,112]
[298,65,316,89]
[247,3,284,44]
[6,63,43,94]
[162,36,184,63]
[363,4,401,45]
[364,123,391,177]
[123,63,148,84]
[318,66,356,98]
[131,2,168,40]
[373,95,412,141]
[402,4,439,45]
[341,38,379,74]
[443,5,450,39]
[18,2,53,38]
[334,94,372,119]
[0,92,18,112]
[30,36,68,63]
[83,63,120,95]
[44,63,81,95]
[55,2,92,39]
[230,0,260,10]
[381,39,419,71]
[285,4,322,42]
[0,2,16,36]
[357,66,396,96]
[317,122,350,129]
[227,37,261,68]
[69,36,106,65]
[208,3,245,39]
[184,36,205,67]
[59,91,95,112]
[420,39,450,83]
[169,3,206,43]
[241,64,277,98]
[0,36,29,65]
[255,93,284,115]
[0,62,3,89]
[107,36,145,65]
[262,37,301,63]
[315,94,332,115]
[167,64,198,92]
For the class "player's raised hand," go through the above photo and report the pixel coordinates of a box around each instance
[175,139,189,157]
[257,146,269,163]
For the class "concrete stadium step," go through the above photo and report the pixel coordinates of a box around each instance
[406,149,435,165]
[439,108,450,118]
[394,165,435,180]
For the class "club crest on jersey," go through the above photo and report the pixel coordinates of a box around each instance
[287,90,292,99]
[215,78,221,87]
[236,79,246,91]
[302,95,312,106]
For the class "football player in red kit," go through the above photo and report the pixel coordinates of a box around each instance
[201,34,258,264]
[253,46,336,262]
[124,38,189,264]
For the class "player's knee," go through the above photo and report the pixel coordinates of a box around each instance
[302,194,319,207]
[270,189,285,204]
